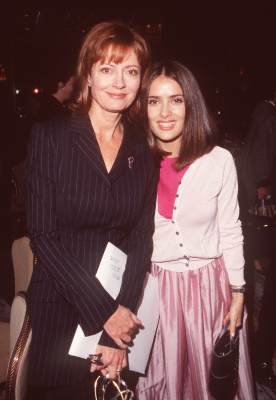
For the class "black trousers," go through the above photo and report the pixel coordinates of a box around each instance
[255,254,276,363]
[244,225,276,365]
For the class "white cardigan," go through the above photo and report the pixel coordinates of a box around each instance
[152,146,245,286]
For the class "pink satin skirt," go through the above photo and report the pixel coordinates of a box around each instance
[136,258,255,400]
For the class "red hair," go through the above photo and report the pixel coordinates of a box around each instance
[73,21,150,117]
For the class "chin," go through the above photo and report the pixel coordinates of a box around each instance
[158,134,178,142]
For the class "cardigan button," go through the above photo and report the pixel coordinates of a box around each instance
[176,232,179,235]
[179,243,183,247]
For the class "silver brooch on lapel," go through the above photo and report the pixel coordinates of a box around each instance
[128,156,134,169]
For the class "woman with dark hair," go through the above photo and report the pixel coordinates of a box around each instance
[25,21,157,399]
[136,61,255,399]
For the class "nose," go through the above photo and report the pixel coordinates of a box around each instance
[113,70,125,89]
[160,100,171,119]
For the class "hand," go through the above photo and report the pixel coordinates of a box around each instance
[257,186,269,200]
[223,292,244,337]
[103,305,142,349]
[90,344,127,379]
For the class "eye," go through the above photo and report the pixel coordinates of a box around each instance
[148,98,159,105]
[127,68,140,76]
[173,96,184,104]
[100,67,112,74]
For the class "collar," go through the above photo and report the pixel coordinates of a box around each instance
[70,112,139,184]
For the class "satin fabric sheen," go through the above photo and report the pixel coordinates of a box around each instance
[136,258,255,400]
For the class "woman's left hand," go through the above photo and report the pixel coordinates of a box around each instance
[223,292,244,337]
[90,344,127,379]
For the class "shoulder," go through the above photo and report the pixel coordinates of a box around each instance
[30,115,73,149]
[194,147,236,184]
[200,146,234,169]
[31,115,70,137]
[209,146,233,160]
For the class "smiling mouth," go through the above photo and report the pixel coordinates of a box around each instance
[157,121,176,130]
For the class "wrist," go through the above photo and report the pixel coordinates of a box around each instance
[231,292,244,299]
[230,284,246,294]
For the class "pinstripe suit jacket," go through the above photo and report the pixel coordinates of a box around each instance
[25,113,157,386]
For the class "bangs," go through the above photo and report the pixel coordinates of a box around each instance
[97,42,141,65]
[74,21,150,113]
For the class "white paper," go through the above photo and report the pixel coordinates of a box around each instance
[95,242,127,299]
[128,273,159,374]
[68,243,159,374]
[69,326,102,359]
[69,242,127,358]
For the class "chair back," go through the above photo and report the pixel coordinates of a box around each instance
[11,237,34,294]
[5,292,32,400]
[0,321,10,385]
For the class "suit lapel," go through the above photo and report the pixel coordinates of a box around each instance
[108,119,138,183]
[71,113,111,185]
[71,113,140,184]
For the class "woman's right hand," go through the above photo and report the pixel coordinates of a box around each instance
[103,305,142,349]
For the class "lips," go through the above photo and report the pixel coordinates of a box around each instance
[157,121,176,130]
[106,92,127,99]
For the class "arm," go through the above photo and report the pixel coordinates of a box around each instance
[99,151,158,347]
[218,152,245,335]
[218,152,245,286]
[25,123,118,335]
[117,158,158,311]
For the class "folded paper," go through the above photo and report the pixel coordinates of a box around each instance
[69,242,159,374]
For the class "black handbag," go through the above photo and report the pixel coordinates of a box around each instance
[209,327,240,400]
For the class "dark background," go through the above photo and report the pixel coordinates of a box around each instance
[0,3,275,165]
[0,6,275,391]
[0,2,275,312]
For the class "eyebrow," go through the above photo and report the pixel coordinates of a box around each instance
[148,94,184,98]
[100,62,140,68]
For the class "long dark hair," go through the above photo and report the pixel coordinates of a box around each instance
[142,60,217,169]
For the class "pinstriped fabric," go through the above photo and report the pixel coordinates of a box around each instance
[25,113,157,386]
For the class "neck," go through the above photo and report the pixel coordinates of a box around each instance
[89,102,122,139]
[156,138,181,157]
